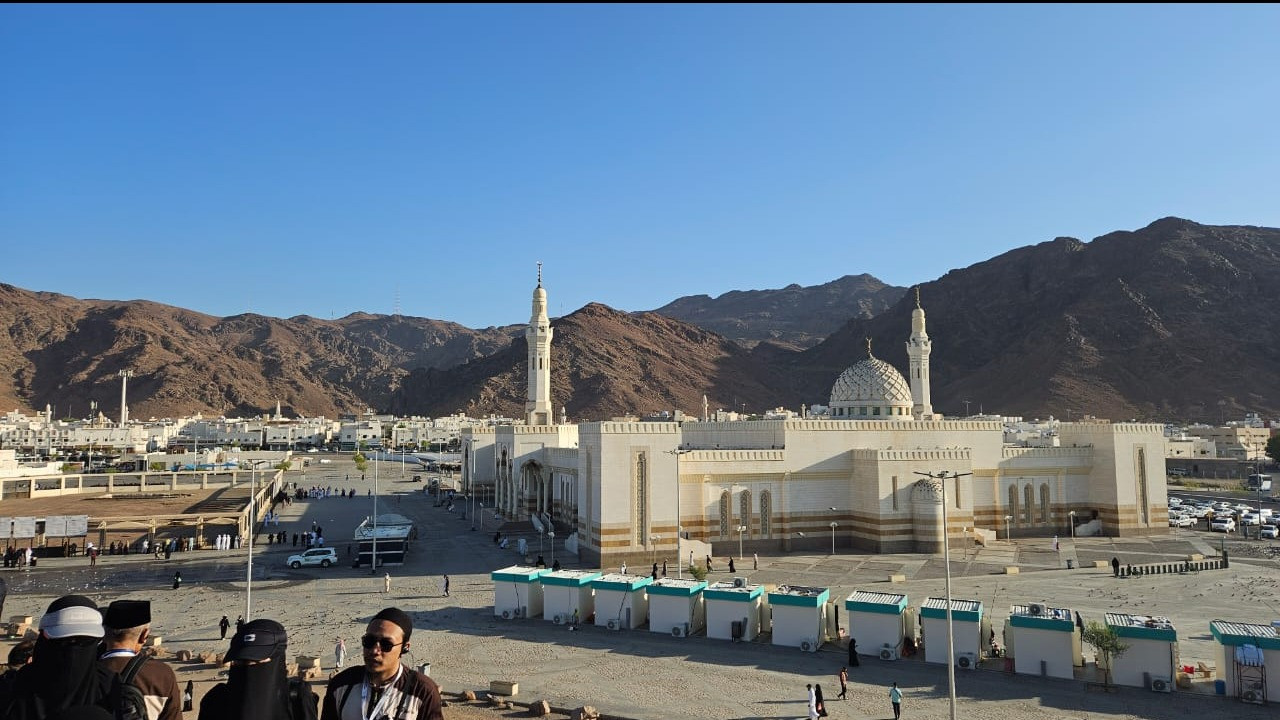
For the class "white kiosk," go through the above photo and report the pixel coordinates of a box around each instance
[591,573,653,630]
[1210,620,1280,703]
[769,585,830,652]
[845,591,908,660]
[1006,603,1081,680]
[704,579,766,642]
[920,597,985,668]
[490,565,547,620]
[1105,613,1178,691]
[647,578,707,637]
[540,570,601,625]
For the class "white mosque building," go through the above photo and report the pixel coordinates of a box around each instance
[462,272,1168,567]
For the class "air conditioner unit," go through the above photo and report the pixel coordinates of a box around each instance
[879,644,899,661]
[1027,603,1046,616]
[501,609,512,620]
[732,576,747,588]
[801,639,817,653]
[672,623,689,638]
[1149,677,1172,693]
[1241,689,1265,705]
[955,652,977,670]
[606,619,620,631]
[553,614,565,625]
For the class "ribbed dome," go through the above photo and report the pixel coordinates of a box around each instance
[830,357,912,405]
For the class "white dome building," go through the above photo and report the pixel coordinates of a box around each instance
[828,345,914,420]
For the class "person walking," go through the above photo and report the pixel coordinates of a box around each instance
[848,637,859,667]
[806,683,818,720]
[183,679,194,712]
[219,615,231,640]
[889,681,903,720]
[1111,556,1120,577]
[620,562,627,575]
[728,557,736,574]
[235,615,244,634]
[172,571,182,590]
[837,666,848,699]
[383,572,392,594]
[442,575,450,597]
[334,637,346,669]
[814,683,827,717]
[752,552,758,570]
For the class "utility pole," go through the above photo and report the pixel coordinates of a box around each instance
[913,470,971,720]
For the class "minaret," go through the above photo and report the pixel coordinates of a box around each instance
[525,263,554,425]
[906,288,933,420]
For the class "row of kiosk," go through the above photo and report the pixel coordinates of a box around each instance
[492,566,1279,702]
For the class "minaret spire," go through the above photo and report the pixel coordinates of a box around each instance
[526,263,554,425]
[906,287,934,420]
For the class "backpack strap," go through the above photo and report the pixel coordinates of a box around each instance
[121,652,149,684]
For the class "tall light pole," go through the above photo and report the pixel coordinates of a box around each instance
[666,448,690,579]
[914,469,971,720]
[737,526,746,560]
[246,463,256,620]
[371,450,379,574]
[548,530,555,567]
[1004,515,1013,542]
[829,522,838,555]
[1068,510,1076,544]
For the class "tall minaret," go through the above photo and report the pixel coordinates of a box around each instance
[525,262,554,425]
[906,288,934,420]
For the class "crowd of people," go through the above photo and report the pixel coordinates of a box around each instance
[0,594,444,720]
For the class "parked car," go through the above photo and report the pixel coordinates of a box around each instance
[1239,513,1262,526]
[1210,518,1237,533]
[1168,515,1195,528]
[1260,524,1279,540]
[286,547,337,568]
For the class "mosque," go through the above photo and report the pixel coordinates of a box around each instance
[462,271,1168,567]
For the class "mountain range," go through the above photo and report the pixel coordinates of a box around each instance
[2,217,1277,424]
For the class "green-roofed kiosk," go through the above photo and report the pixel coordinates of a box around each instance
[920,597,986,666]
[704,579,766,642]
[769,585,830,652]
[591,573,653,630]
[845,590,909,659]
[647,577,707,637]
[540,569,602,624]
[490,565,548,619]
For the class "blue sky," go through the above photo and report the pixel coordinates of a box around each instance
[3,4,1278,328]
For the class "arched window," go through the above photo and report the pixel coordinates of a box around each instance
[1007,485,1019,527]
[1023,485,1034,525]
[1039,484,1050,525]
[760,491,772,538]
[739,490,752,536]
[719,491,731,538]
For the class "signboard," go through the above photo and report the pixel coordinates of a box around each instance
[44,515,68,537]
[66,515,89,537]
[0,517,10,539]
[12,517,36,539]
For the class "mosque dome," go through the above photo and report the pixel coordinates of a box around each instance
[828,354,913,420]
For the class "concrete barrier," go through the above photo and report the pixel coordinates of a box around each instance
[1005,566,1019,575]
[490,680,519,696]
[889,574,906,583]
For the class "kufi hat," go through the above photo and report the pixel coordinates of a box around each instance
[103,600,151,629]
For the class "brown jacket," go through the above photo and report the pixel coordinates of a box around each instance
[100,652,183,720]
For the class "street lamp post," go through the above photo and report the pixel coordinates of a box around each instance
[914,470,971,720]
[371,451,379,574]
[548,531,555,567]
[246,464,256,620]
[666,448,690,579]
[1004,515,1013,542]
[1068,511,1076,544]
[829,522,838,555]
[737,526,746,559]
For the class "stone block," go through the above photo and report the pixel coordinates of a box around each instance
[175,650,193,662]
[889,574,906,583]
[1093,560,1110,569]
[531,700,551,716]
[1188,553,1204,562]
[462,690,477,701]
[572,706,600,720]
[490,680,518,696]
[1004,566,1019,575]
[296,655,322,670]
[147,635,163,648]
[9,615,33,626]
[197,652,219,665]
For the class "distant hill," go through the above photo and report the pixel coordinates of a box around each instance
[0,284,519,419]
[785,218,1280,422]
[651,274,906,349]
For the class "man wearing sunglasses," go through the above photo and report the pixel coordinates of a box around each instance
[320,607,442,720]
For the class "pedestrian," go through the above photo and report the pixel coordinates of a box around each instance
[293,533,299,547]
[384,572,392,594]
[814,683,827,717]
[235,615,244,633]
[442,575,450,597]
[183,680,194,712]
[198,618,319,720]
[706,555,713,572]
[1111,556,1120,577]
[806,683,818,720]
[89,546,98,567]
[728,557,736,574]
[651,562,658,579]
[0,594,114,719]
[172,571,182,590]
[319,606,444,719]
[219,615,231,640]
[849,636,860,666]
[753,552,758,570]
[99,599,183,720]
[661,559,667,576]
[837,666,848,699]
[620,562,627,575]
[334,637,346,669]
[889,681,902,720]
[165,542,172,561]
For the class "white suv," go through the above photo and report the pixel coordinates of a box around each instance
[287,547,337,568]
[1210,518,1236,533]
[1260,525,1279,540]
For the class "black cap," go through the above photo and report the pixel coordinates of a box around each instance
[103,600,151,629]
[226,619,287,662]
[371,607,412,641]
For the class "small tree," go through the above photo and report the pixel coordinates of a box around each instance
[1082,621,1129,687]
[1266,435,1280,465]
[688,564,707,582]
[274,461,292,471]
[353,452,368,473]
[149,462,166,472]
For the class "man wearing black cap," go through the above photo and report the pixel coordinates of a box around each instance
[198,618,317,720]
[0,594,115,720]
[320,607,443,720]
[98,600,183,720]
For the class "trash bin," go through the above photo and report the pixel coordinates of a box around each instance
[1214,679,1226,695]
[1066,559,1074,569]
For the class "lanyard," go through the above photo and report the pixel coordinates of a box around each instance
[359,665,402,720]
[100,649,137,660]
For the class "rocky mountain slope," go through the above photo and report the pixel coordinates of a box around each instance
[786,218,1280,421]
[651,273,905,349]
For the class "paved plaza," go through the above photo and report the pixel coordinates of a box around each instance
[3,457,1279,719]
